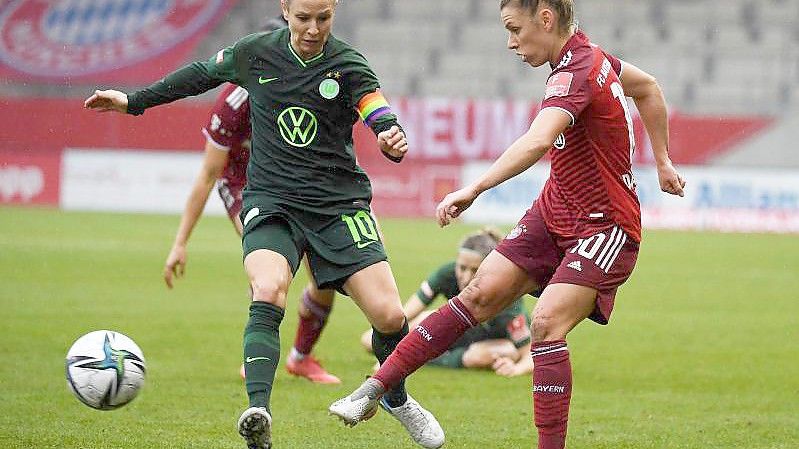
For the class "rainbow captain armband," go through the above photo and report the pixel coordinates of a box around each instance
[357,90,404,163]
[357,90,393,128]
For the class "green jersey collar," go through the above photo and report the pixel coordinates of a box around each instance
[287,39,326,68]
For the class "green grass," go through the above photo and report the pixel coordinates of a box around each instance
[1,207,797,448]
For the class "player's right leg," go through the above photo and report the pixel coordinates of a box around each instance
[239,218,302,449]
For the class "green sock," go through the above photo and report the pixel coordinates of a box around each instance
[371,320,409,408]
[243,302,284,413]
[428,346,467,369]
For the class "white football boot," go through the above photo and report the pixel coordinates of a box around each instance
[237,407,272,449]
[380,395,445,449]
[328,393,379,426]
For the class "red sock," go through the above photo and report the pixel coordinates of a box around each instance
[292,289,331,355]
[373,297,477,390]
[532,340,571,449]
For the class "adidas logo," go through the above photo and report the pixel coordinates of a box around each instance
[567,260,582,272]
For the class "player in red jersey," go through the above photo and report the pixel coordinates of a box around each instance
[330,1,686,447]
[163,16,340,385]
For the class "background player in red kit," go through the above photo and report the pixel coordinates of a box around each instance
[330,1,686,447]
[162,16,341,385]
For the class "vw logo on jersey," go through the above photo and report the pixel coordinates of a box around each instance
[0,0,226,77]
[553,133,566,150]
[277,107,318,148]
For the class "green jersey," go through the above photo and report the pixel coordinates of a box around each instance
[127,28,399,211]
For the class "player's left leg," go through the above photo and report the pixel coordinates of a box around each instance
[534,228,639,449]
[285,259,340,384]
[529,283,597,449]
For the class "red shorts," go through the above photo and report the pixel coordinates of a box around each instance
[495,203,639,324]
[216,178,243,221]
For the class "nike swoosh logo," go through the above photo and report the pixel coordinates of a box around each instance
[259,77,278,84]
[246,356,271,363]
[356,240,378,249]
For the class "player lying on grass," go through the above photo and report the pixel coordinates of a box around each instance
[360,228,535,377]
[162,15,340,385]
[330,1,685,448]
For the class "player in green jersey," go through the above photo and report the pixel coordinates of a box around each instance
[84,1,445,448]
[361,228,534,376]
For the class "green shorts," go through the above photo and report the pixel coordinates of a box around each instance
[240,200,386,292]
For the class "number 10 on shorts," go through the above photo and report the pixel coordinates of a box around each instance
[341,211,379,249]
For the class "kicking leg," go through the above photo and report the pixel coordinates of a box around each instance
[331,261,445,449]
[374,251,536,392]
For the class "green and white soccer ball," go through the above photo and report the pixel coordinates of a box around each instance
[65,330,146,410]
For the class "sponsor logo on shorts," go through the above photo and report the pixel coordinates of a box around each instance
[416,325,432,342]
[506,223,527,240]
[356,240,377,249]
[567,260,582,272]
[245,356,270,363]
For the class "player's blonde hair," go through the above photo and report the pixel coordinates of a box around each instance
[283,0,339,7]
[500,0,576,34]
[459,227,505,259]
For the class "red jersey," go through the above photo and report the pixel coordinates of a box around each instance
[202,83,251,193]
[537,31,641,242]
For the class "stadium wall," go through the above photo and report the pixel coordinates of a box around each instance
[2,98,795,233]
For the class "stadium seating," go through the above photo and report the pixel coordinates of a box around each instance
[5,0,796,116]
[192,0,798,115]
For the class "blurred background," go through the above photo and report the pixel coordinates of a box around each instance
[1,0,798,231]
[2,3,798,448]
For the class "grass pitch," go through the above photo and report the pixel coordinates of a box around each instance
[1,207,797,448]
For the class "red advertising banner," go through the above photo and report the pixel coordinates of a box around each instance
[367,160,462,218]
[0,0,237,84]
[0,147,61,205]
[353,98,773,166]
[0,97,774,217]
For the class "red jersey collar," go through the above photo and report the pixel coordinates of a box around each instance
[550,30,589,70]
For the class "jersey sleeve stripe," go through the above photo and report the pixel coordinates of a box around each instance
[202,128,232,151]
[357,90,392,126]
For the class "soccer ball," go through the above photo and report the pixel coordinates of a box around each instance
[65,330,146,410]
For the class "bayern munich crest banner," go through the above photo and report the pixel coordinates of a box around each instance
[0,0,237,84]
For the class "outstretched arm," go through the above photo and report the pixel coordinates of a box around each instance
[164,142,229,289]
[436,108,571,226]
[86,44,242,115]
[620,62,686,197]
